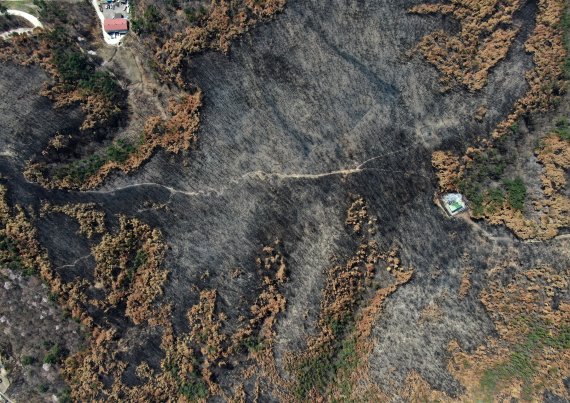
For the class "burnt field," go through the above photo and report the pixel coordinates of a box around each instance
[0,0,568,401]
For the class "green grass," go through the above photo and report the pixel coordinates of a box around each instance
[125,249,148,284]
[131,4,162,35]
[183,6,207,24]
[43,344,62,364]
[0,231,34,275]
[179,374,208,400]
[459,145,513,215]
[293,321,359,400]
[107,139,136,164]
[486,188,505,214]
[503,177,526,211]
[555,117,570,141]
[57,388,72,403]
[479,321,569,401]
[243,335,265,353]
[54,138,139,184]
[164,355,210,400]
[51,43,123,106]
[21,355,35,365]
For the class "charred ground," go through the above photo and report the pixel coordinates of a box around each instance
[0,0,568,401]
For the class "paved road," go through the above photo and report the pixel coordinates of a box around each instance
[0,9,43,39]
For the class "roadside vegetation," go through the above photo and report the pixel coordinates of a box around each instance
[0,8,35,31]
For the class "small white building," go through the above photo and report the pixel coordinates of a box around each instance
[442,193,467,216]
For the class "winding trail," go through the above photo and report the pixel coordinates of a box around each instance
[84,147,426,198]
[0,9,42,39]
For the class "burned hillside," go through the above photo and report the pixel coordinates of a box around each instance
[0,0,568,401]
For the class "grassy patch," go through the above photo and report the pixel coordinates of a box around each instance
[503,177,526,211]
[125,249,148,284]
[184,6,207,24]
[293,321,359,400]
[243,335,265,353]
[54,139,140,184]
[164,356,209,400]
[479,321,569,400]
[179,374,208,400]
[51,43,123,106]
[459,145,513,215]
[0,232,34,275]
[555,117,570,141]
[131,4,162,35]
[486,188,504,214]
[21,355,35,365]
[43,343,63,364]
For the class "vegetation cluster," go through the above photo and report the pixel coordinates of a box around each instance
[288,197,413,401]
[427,0,569,240]
[25,90,201,190]
[449,266,569,401]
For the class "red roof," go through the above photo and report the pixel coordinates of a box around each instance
[104,18,128,32]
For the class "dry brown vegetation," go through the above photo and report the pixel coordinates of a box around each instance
[17,186,563,402]
[0,30,125,132]
[411,0,567,123]
[426,0,569,240]
[90,216,169,325]
[17,0,284,191]
[0,184,175,400]
[493,0,567,138]
[0,184,51,277]
[25,91,202,190]
[40,202,106,238]
[391,265,569,402]
[413,0,566,135]
[46,196,414,402]
[410,0,523,92]
[62,240,290,401]
[2,176,288,401]
[284,196,414,401]
[154,0,287,86]
[467,131,568,240]
[446,266,570,401]
[458,269,472,299]
[432,150,463,192]
[2,0,286,191]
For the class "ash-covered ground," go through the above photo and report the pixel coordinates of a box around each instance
[0,0,568,401]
